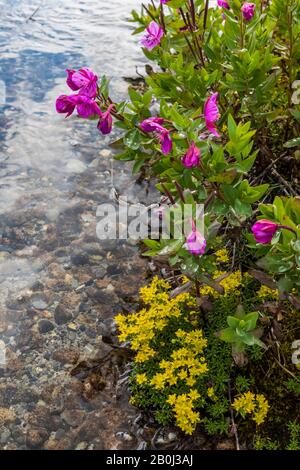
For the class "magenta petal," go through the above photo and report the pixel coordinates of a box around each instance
[241,2,256,21]
[217,0,230,9]
[66,67,98,98]
[141,21,164,51]
[204,92,221,137]
[206,122,220,138]
[97,112,113,135]
[56,94,77,117]
[182,141,201,168]
[251,220,278,244]
[160,132,172,155]
[140,117,165,133]
[66,69,80,91]
[186,229,206,255]
[75,95,102,119]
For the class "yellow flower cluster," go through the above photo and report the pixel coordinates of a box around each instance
[115,276,197,363]
[232,391,270,426]
[151,329,208,389]
[167,391,201,435]
[207,387,218,401]
[257,285,279,299]
[200,270,242,298]
[181,275,190,284]
[215,248,229,263]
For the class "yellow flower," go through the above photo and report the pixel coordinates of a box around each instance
[257,285,279,299]
[253,394,270,425]
[168,393,201,435]
[167,394,177,406]
[232,392,269,426]
[178,369,188,380]
[215,248,229,263]
[189,389,200,401]
[151,373,166,390]
[222,123,228,133]
[199,270,242,298]
[207,387,217,401]
[181,275,190,284]
[186,376,196,387]
[136,373,147,385]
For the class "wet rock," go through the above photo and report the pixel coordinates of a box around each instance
[99,149,111,158]
[4,349,23,371]
[91,266,107,279]
[75,441,88,450]
[27,406,59,432]
[70,253,89,266]
[31,296,48,310]
[55,429,66,440]
[38,320,55,334]
[52,348,79,365]
[62,410,85,428]
[0,407,15,424]
[0,385,18,406]
[26,428,49,449]
[116,431,133,442]
[66,159,87,174]
[54,305,73,325]
[77,413,106,441]
[0,429,11,445]
[216,439,236,450]
[44,435,73,450]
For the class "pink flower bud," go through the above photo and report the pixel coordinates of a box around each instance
[204,92,220,138]
[241,2,256,21]
[186,221,206,255]
[217,0,230,10]
[182,141,201,168]
[251,220,278,244]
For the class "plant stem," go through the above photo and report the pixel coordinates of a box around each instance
[160,4,166,34]
[240,14,245,49]
[161,182,176,205]
[278,225,298,238]
[203,0,209,34]
[173,180,186,203]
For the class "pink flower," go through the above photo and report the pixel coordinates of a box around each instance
[97,104,114,135]
[140,117,172,155]
[56,94,101,119]
[141,21,164,50]
[186,221,206,256]
[251,220,278,244]
[140,117,166,133]
[217,0,230,9]
[159,131,172,155]
[241,2,256,21]
[182,141,201,168]
[66,67,98,98]
[204,92,220,138]
[75,95,102,119]
[161,0,170,3]
[56,94,78,117]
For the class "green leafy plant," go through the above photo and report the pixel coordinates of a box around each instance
[218,305,265,363]
[250,196,300,296]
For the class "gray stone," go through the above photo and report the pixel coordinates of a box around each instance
[38,320,54,334]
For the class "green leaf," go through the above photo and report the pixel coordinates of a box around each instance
[124,129,141,150]
[243,312,259,331]
[219,328,237,343]
[227,316,240,328]
[158,238,184,256]
[284,138,300,148]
